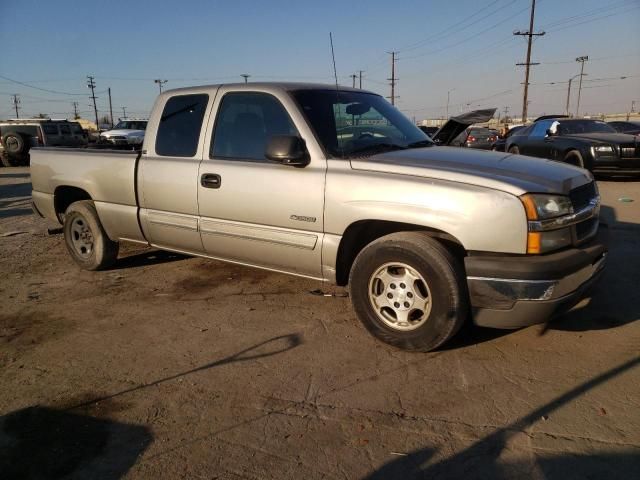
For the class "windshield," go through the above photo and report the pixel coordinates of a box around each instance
[114,121,147,130]
[292,90,431,158]
[557,120,616,135]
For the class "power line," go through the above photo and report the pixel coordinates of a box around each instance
[0,75,87,96]
[514,0,545,122]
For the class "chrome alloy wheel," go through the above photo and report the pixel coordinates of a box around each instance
[368,262,432,331]
[70,216,94,258]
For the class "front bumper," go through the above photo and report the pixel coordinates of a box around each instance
[465,226,608,329]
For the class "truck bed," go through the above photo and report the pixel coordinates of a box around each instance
[30,147,146,244]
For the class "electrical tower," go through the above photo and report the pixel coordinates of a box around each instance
[154,79,168,92]
[108,88,114,127]
[387,51,398,106]
[575,56,589,117]
[11,94,20,118]
[87,76,99,128]
[514,0,545,122]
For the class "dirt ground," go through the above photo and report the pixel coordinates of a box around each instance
[1,166,639,479]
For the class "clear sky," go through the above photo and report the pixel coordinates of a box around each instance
[1,0,638,121]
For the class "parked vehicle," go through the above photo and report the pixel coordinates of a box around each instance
[31,83,606,351]
[99,120,148,148]
[608,120,640,136]
[0,119,88,166]
[506,117,640,174]
[448,127,497,149]
[492,125,526,152]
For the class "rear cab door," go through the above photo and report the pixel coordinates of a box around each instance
[196,85,327,278]
[138,88,215,253]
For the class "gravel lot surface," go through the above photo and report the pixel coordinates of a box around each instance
[1,166,639,479]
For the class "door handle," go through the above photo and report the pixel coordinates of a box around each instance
[201,173,221,189]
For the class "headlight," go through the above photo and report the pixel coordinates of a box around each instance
[520,194,572,220]
[520,194,574,254]
[593,145,615,156]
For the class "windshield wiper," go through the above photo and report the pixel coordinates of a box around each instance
[344,143,407,158]
[406,140,434,148]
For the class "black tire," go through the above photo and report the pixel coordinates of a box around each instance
[508,145,519,154]
[564,150,585,169]
[2,132,26,155]
[349,232,468,352]
[63,200,119,270]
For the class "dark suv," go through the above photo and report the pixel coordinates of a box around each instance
[506,117,640,174]
[0,119,88,166]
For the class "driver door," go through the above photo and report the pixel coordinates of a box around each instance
[197,88,326,278]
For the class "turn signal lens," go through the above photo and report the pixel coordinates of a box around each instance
[527,232,542,254]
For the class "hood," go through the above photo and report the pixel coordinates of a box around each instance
[349,146,592,196]
[563,132,638,144]
[431,108,497,145]
[100,129,145,137]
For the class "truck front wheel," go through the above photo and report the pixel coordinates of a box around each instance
[349,232,467,351]
[63,200,119,270]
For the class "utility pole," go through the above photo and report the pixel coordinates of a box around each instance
[11,94,20,118]
[514,0,545,123]
[154,79,167,93]
[72,101,79,119]
[564,73,584,116]
[240,74,250,83]
[632,100,636,113]
[108,88,114,127]
[575,56,589,117]
[359,70,363,89]
[349,74,357,88]
[446,89,455,119]
[121,106,127,120]
[387,51,397,106]
[87,75,99,129]
[503,106,510,124]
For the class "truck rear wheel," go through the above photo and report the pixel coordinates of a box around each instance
[349,232,467,352]
[63,200,119,270]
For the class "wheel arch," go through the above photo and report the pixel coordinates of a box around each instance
[334,219,466,286]
[54,185,92,223]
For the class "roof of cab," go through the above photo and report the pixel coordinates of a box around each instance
[162,82,374,96]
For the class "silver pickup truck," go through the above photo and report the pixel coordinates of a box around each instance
[30,83,606,351]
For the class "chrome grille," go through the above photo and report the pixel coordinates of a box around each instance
[569,182,597,211]
[569,181,599,244]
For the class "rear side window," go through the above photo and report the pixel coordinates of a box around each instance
[42,124,59,135]
[59,125,71,134]
[211,92,298,161]
[156,94,209,157]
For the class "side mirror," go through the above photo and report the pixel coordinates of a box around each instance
[265,135,309,167]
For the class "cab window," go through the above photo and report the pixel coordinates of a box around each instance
[211,92,298,162]
[155,94,209,157]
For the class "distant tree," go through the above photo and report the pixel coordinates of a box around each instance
[36,113,48,118]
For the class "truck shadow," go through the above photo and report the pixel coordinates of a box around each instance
[0,406,152,480]
[113,249,189,270]
[362,356,640,480]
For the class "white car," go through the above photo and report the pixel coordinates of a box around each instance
[100,120,147,147]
